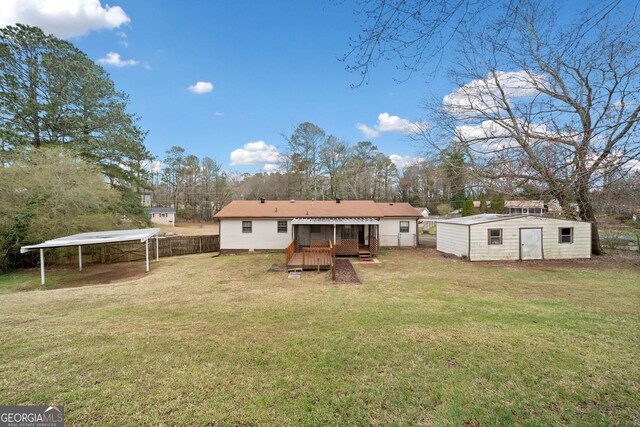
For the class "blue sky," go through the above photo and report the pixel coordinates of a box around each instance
[1,0,453,173]
[1,0,603,173]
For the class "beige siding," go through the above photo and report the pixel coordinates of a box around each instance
[379,218,417,247]
[436,223,469,257]
[469,217,591,261]
[150,213,175,226]
[220,219,292,250]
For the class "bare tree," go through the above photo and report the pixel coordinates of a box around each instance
[342,0,625,86]
[420,1,640,254]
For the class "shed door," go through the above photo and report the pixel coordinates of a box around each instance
[520,228,543,260]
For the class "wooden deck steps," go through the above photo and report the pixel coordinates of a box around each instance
[358,250,374,262]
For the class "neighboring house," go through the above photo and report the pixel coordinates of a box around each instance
[505,200,547,215]
[214,199,420,254]
[436,214,591,261]
[469,199,564,215]
[147,207,176,226]
[415,207,430,218]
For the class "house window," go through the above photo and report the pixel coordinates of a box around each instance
[242,221,252,233]
[277,220,287,233]
[341,225,352,239]
[488,228,503,245]
[310,225,321,234]
[399,221,410,233]
[559,227,573,244]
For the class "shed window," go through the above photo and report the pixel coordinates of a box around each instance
[488,228,503,245]
[559,227,573,244]
[242,221,252,233]
[399,221,410,233]
[277,220,287,233]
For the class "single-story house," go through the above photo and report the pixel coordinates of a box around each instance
[214,199,420,255]
[469,199,563,215]
[436,214,591,261]
[147,207,176,226]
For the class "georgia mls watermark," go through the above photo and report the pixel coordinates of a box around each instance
[0,406,64,427]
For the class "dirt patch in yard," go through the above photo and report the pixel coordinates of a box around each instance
[23,262,148,290]
[333,259,361,284]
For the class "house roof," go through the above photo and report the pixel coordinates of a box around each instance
[505,200,546,209]
[147,207,176,213]
[214,200,420,219]
[376,202,423,217]
[21,228,160,253]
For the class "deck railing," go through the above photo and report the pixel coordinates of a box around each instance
[285,240,298,265]
[302,241,333,272]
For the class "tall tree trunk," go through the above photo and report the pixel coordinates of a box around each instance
[575,180,603,255]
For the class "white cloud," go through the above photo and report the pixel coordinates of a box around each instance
[117,32,128,48]
[0,0,130,39]
[356,112,425,138]
[97,51,138,67]
[230,141,281,167]
[188,81,214,94]
[389,154,418,170]
[356,123,380,138]
[443,70,545,116]
[262,163,282,173]
[213,112,224,117]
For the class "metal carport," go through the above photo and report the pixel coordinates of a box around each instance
[21,228,161,285]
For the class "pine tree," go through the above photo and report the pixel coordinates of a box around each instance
[462,196,476,217]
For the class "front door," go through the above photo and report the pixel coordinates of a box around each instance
[520,228,543,260]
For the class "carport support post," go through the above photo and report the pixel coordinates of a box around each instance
[145,239,149,272]
[155,235,159,261]
[39,248,45,286]
[78,245,82,271]
[333,224,336,244]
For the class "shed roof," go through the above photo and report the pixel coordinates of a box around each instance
[21,228,160,253]
[214,200,419,219]
[436,214,587,226]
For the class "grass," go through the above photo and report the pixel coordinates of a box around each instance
[1,249,639,425]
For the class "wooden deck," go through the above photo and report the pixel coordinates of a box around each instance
[287,252,332,270]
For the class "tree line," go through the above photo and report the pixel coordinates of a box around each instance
[0,25,151,269]
[149,123,485,219]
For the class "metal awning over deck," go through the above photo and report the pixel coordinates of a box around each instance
[291,217,379,225]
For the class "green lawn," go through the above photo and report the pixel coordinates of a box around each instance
[1,249,639,425]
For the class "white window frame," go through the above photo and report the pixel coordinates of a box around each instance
[559,227,573,244]
[488,228,503,245]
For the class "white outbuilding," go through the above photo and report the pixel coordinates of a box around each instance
[436,214,591,261]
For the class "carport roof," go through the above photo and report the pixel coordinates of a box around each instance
[21,228,160,253]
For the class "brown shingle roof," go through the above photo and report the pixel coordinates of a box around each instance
[214,200,419,219]
[375,202,422,217]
